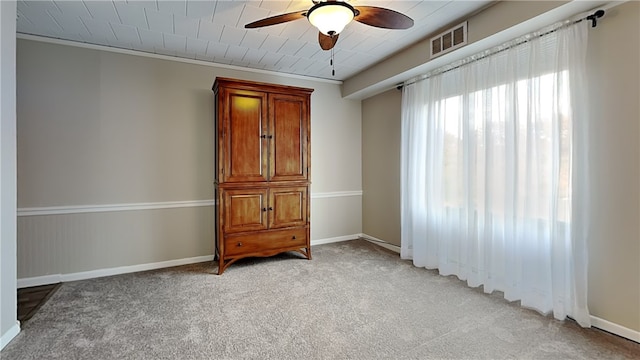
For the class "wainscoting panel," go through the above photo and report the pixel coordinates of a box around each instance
[17,205,214,279]
[310,192,362,241]
[17,192,363,280]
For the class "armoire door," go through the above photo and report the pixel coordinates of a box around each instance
[221,88,269,183]
[268,93,309,182]
[222,188,269,233]
[268,186,308,229]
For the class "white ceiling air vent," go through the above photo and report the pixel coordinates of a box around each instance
[430,22,467,59]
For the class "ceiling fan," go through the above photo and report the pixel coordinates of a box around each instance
[245,0,414,52]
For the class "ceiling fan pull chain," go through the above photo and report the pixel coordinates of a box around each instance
[331,47,335,76]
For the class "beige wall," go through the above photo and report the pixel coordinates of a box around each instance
[362,89,402,246]
[585,1,640,333]
[343,1,572,99]
[18,42,214,206]
[361,0,640,335]
[16,38,362,279]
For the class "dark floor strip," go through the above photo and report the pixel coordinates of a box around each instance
[17,283,61,322]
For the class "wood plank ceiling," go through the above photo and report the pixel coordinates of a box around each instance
[17,1,492,81]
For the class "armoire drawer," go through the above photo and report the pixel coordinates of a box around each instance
[224,228,307,257]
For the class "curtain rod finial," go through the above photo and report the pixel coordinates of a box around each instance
[587,9,605,28]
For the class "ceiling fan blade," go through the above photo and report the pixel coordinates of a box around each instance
[353,6,414,29]
[244,11,307,29]
[319,32,339,50]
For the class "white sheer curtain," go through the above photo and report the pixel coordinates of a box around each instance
[401,21,591,326]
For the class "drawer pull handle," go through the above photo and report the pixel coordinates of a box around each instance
[292,236,296,240]
[237,242,243,247]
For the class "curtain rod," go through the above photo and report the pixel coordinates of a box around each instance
[396,9,605,91]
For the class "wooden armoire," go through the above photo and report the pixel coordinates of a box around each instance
[213,78,313,275]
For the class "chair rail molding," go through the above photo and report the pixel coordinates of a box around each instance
[17,191,363,216]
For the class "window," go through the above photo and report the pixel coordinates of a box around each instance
[430,71,572,224]
[401,21,591,325]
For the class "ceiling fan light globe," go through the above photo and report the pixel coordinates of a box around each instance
[308,3,355,36]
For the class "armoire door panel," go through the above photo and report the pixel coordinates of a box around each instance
[269,187,308,229]
[269,94,308,182]
[223,188,268,233]
[224,90,269,182]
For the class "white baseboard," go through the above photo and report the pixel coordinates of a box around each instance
[17,255,214,288]
[0,322,20,350]
[310,234,359,246]
[591,315,640,343]
[17,274,63,288]
[17,235,361,288]
[359,233,401,253]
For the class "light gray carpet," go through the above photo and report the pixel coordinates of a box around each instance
[2,239,639,359]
